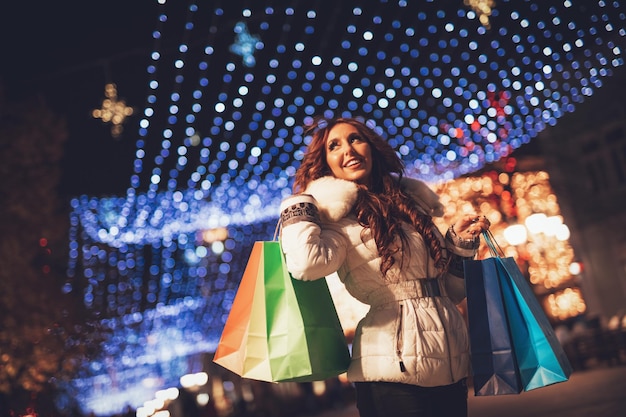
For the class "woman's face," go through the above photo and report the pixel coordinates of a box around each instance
[325,122,373,186]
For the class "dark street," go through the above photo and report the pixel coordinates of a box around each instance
[314,365,626,417]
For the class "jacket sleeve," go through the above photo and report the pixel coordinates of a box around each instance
[441,226,480,304]
[279,194,348,281]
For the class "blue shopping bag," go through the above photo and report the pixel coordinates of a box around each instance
[483,232,573,392]
[465,257,523,396]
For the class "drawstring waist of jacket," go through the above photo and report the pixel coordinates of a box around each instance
[367,278,446,306]
[368,278,447,373]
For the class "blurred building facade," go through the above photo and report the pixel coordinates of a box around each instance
[536,66,626,325]
[516,66,626,324]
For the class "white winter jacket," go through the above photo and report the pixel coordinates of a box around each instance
[280,176,478,387]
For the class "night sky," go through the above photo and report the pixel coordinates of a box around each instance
[2,0,157,197]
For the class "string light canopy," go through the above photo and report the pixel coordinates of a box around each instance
[66,1,625,414]
[72,0,625,248]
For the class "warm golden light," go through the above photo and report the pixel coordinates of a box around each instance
[569,262,582,275]
[503,224,527,246]
[433,170,583,322]
[464,0,496,29]
[545,288,586,321]
[312,380,327,396]
[200,227,229,243]
[92,83,134,138]
[525,213,547,235]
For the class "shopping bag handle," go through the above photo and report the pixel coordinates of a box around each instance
[273,218,282,242]
[481,230,505,259]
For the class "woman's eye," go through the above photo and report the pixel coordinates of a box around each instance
[328,142,337,151]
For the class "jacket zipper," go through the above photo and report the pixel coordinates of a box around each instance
[396,303,406,372]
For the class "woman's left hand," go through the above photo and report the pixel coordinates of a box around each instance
[452,215,491,240]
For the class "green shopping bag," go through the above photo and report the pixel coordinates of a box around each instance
[213,240,351,382]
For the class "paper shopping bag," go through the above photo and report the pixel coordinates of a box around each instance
[212,242,271,380]
[477,231,572,392]
[213,241,351,382]
[464,258,523,396]
[496,256,573,391]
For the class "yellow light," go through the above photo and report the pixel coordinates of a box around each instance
[92,83,134,138]
[569,262,582,275]
[201,227,229,243]
[555,224,570,241]
[312,380,327,396]
[503,224,527,246]
[545,288,586,320]
[544,215,564,237]
[524,213,547,234]
[608,315,622,330]
[464,0,496,28]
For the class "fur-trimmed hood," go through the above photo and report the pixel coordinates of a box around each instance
[303,176,444,223]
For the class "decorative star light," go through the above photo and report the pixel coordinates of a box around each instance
[92,83,134,138]
[229,21,261,67]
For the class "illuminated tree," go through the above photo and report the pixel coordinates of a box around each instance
[0,89,105,416]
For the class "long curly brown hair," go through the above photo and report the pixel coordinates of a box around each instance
[293,116,449,277]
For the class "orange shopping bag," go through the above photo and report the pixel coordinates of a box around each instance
[213,242,272,379]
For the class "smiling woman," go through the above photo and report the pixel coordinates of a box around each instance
[280,115,491,417]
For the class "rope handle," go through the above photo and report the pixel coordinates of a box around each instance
[272,218,282,242]
[481,229,505,258]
